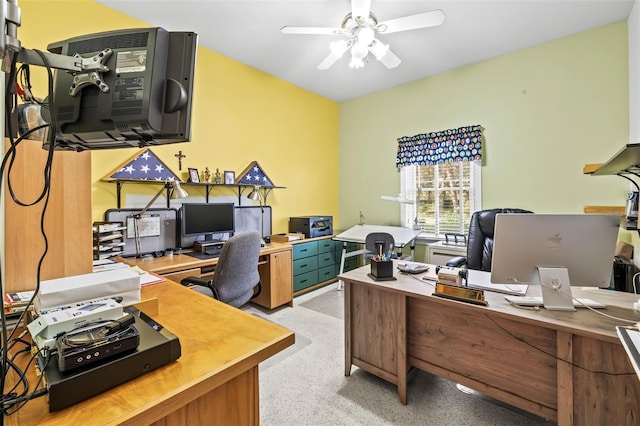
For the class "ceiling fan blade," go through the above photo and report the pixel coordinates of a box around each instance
[379,48,401,69]
[369,40,401,69]
[281,26,341,36]
[351,0,371,21]
[317,40,351,70]
[377,9,445,34]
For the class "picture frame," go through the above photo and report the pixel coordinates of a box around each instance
[224,170,235,184]
[188,168,200,183]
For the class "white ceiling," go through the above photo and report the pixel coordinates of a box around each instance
[96,0,635,102]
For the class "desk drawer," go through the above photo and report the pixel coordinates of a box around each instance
[293,256,318,276]
[293,241,318,259]
[163,268,201,283]
[293,270,318,292]
[318,265,338,282]
[318,239,336,254]
[318,252,336,269]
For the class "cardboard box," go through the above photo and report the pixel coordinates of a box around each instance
[270,233,305,243]
[35,268,141,313]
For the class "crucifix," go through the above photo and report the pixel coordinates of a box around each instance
[174,150,186,170]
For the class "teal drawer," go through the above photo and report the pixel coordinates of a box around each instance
[293,241,318,260]
[318,239,335,254]
[343,257,358,272]
[318,265,338,282]
[293,270,319,292]
[293,256,318,276]
[318,252,336,268]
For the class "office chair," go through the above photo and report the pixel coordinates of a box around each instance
[365,232,396,260]
[181,231,262,308]
[446,208,532,271]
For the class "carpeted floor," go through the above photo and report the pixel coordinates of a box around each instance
[243,284,556,426]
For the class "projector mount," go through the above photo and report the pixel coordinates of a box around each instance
[1,0,112,95]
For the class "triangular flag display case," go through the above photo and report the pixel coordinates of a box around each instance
[103,148,181,182]
[236,161,275,187]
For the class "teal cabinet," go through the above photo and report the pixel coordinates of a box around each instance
[292,237,356,295]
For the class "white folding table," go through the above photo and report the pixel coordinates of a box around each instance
[333,224,422,289]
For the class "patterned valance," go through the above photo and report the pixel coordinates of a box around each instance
[396,124,483,169]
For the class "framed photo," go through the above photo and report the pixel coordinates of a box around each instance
[224,170,235,184]
[188,168,200,183]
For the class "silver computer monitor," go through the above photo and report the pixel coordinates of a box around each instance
[490,213,620,310]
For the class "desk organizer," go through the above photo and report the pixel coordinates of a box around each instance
[369,259,395,281]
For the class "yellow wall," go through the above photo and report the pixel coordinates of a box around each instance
[339,21,630,230]
[19,1,340,234]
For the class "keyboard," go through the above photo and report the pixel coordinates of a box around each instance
[504,295,606,309]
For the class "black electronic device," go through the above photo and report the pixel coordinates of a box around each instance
[181,203,235,243]
[42,308,181,412]
[289,216,333,238]
[56,322,140,373]
[42,27,197,151]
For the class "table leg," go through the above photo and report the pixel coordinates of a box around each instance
[337,242,347,291]
[344,280,352,376]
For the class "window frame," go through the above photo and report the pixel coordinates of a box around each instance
[400,161,482,238]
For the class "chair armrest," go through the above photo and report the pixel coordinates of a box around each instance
[180,276,210,287]
[445,256,467,268]
[181,276,220,300]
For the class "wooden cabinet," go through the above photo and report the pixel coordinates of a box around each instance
[3,139,93,292]
[255,250,293,309]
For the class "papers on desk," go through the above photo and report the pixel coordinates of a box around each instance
[465,270,528,296]
[616,326,640,380]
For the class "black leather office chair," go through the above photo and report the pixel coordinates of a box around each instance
[446,208,533,271]
[365,232,396,260]
[181,231,262,308]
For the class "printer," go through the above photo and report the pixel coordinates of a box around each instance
[289,216,333,238]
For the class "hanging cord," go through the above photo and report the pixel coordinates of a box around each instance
[0,49,56,421]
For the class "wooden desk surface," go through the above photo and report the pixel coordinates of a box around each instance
[6,281,295,425]
[340,263,640,343]
[125,242,292,275]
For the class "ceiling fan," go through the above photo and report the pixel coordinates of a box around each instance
[281,0,445,70]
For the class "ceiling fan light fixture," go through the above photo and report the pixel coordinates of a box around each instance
[349,56,365,69]
[370,39,389,60]
[351,41,369,60]
[357,26,375,46]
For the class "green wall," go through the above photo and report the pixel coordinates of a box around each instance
[339,22,630,232]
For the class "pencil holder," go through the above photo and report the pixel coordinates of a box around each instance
[370,259,393,279]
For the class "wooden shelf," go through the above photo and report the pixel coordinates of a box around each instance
[110,179,286,207]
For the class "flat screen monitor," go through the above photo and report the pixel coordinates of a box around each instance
[43,27,197,151]
[181,203,235,242]
[490,213,619,310]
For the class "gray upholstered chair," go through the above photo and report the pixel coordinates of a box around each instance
[181,231,262,308]
[365,232,396,260]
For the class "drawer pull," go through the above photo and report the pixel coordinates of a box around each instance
[300,264,307,268]
[300,279,307,284]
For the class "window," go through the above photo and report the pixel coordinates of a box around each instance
[400,161,481,238]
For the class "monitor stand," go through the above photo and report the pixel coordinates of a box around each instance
[537,266,576,311]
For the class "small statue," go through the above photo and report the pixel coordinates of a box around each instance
[204,167,211,183]
[214,168,222,184]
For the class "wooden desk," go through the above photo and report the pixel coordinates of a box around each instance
[126,242,293,309]
[6,280,295,425]
[340,264,640,425]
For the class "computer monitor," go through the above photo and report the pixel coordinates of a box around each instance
[42,27,197,151]
[181,203,235,242]
[490,213,620,310]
